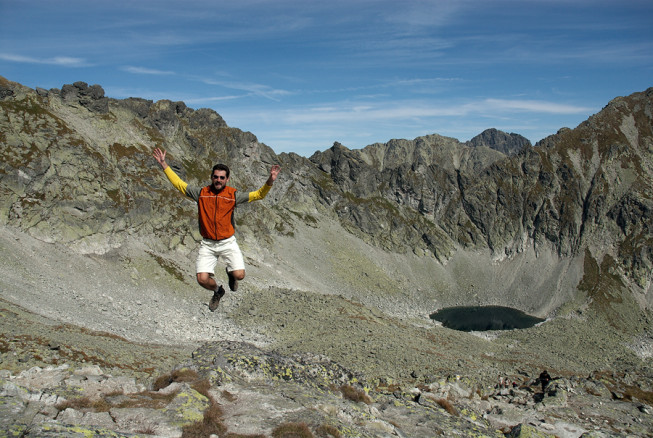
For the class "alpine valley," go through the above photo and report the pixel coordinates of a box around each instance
[0,76,651,437]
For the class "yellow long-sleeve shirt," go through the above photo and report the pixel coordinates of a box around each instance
[163,166,272,240]
[163,166,272,202]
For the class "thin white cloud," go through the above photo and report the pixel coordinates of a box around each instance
[201,78,292,101]
[106,86,245,106]
[122,66,176,75]
[184,95,245,104]
[276,98,590,125]
[478,99,591,114]
[0,53,87,67]
[381,0,465,28]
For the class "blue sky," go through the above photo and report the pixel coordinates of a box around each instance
[1,0,652,157]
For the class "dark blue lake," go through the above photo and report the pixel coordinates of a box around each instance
[429,306,545,331]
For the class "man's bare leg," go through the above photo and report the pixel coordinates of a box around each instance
[197,272,219,291]
[198,272,225,311]
[226,269,245,291]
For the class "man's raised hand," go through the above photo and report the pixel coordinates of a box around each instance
[270,164,281,182]
[153,148,168,169]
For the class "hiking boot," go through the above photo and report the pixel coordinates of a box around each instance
[208,285,225,312]
[226,267,238,292]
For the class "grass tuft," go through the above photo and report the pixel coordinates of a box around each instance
[315,424,342,438]
[154,369,229,438]
[222,389,237,402]
[225,434,266,438]
[435,398,458,416]
[272,422,314,438]
[56,396,112,413]
[339,384,372,404]
[153,368,200,391]
[180,405,227,438]
[191,378,212,397]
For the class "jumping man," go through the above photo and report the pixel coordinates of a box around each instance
[153,148,281,311]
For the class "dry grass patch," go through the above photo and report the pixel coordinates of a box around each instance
[315,424,342,438]
[339,384,372,404]
[435,397,458,416]
[224,434,266,438]
[181,403,226,438]
[56,388,180,413]
[56,396,112,413]
[56,367,229,437]
[222,389,237,402]
[153,368,200,391]
[190,378,212,397]
[152,368,229,438]
[118,391,180,409]
[135,426,157,435]
[272,422,314,438]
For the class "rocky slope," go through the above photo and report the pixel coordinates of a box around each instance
[0,76,652,437]
[309,93,653,291]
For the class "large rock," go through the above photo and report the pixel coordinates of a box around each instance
[61,81,109,113]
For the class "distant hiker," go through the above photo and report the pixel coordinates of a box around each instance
[153,148,281,311]
[539,370,551,392]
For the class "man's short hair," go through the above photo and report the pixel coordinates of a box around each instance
[212,163,230,178]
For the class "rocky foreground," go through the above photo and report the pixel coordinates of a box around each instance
[1,228,652,437]
[1,296,653,438]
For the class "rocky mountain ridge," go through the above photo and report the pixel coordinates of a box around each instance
[1,76,652,437]
[2,76,651,295]
[309,94,652,290]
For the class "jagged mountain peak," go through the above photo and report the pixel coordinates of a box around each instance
[1,76,651,309]
[312,130,523,174]
[466,128,531,155]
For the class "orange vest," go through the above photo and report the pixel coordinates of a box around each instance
[197,185,237,240]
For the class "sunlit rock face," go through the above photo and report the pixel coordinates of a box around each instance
[0,75,651,330]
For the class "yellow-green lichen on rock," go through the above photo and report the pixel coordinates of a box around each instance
[161,386,209,426]
[35,422,137,437]
[506,423,556,437]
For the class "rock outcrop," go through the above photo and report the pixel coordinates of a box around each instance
[2,75,651,297]
[466,128,531,156]
[3,353,652,437]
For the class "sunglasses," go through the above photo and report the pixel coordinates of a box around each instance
[212,175,227,180]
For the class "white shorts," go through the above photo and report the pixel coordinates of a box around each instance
[195,236,245,274]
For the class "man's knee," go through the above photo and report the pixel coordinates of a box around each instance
[196,273,212,287]
[231,269,245,281]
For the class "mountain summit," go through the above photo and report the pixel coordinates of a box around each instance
[1,75,651,316]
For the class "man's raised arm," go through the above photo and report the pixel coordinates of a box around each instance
[248,164,281,202]
[153,148,188,195]
[266,165,281,186]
